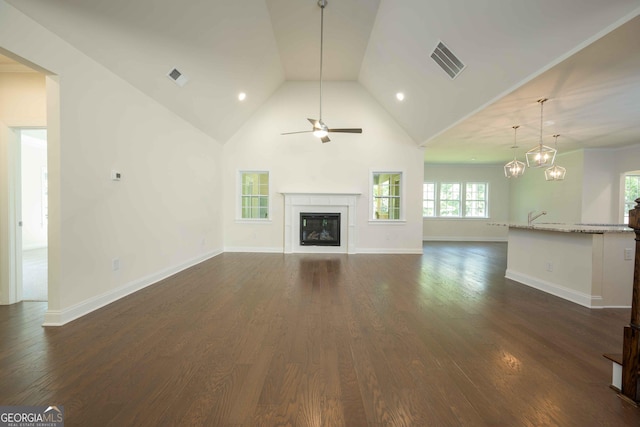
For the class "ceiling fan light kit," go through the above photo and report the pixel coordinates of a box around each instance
[281,0,362,143]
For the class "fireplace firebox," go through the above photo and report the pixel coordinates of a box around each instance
[300,213,340,246]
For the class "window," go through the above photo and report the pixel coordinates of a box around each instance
[624,174,640,223]
[240,171,269,219]
[465,182,488,218]
[423,183,436,217]
[439,183,461,217]
[424,182,489,218]
[372,172,402,220]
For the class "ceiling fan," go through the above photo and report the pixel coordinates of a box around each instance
[281,0,363,143]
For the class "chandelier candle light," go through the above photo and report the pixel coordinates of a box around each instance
[526,98,556,168]
[504,125,526,178]
[545,134,566,181]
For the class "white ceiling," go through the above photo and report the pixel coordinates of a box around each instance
[4,0,640,164]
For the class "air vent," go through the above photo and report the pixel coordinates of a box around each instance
[167,67,188,87]
[431,41,465,79]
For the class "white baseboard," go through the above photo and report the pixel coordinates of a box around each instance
[224,246,424,255]
[505,269,598,309]
[223,246,283,253]
[42,249,223,326]
[356,248,424,254]
[423,236,507,242]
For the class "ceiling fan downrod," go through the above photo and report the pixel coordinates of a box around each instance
[318,0,327,122]
[280,0,362,143]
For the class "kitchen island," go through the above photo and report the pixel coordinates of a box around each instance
[496,223,634,308]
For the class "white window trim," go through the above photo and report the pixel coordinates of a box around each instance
[423,181,490,219]
[369,170,405,223]
[423,182,436,218]
[236,170,271,222]
[465,182,490,218]
[623,173,640,224]
[439,181,462,218]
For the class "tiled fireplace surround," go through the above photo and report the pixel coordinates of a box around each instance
[282,193,359,254]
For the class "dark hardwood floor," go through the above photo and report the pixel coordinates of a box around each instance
[1,242,639,426]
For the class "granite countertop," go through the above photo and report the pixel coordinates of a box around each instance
[489,223,633,234]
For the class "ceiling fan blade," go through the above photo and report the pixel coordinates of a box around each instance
[327,128,363,133]
[321,136,331,143]
[307,118,320,127]
[281,130,314,135]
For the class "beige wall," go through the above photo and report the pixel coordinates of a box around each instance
[0,72,46,124]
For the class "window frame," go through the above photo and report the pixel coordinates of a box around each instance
[423,182,436,217]
[438,182,462,217]
[237,170,271,222]
[370,171,405,222]
[464,182,489,218]
[423,181,490,219]
[623,173,640,224]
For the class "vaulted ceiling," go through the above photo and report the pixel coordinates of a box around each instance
[4,0,640,163]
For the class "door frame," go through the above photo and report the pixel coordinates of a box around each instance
[7,127,49,303]
[6,127,23,303]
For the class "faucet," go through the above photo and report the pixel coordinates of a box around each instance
[528,210,547,225]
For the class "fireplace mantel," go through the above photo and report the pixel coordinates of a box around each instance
[281,192,360,254]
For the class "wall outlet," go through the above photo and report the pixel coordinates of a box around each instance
[624,248,634,261]
[111,170,122,181]
[545,261,554,272]
[112,258,120,271]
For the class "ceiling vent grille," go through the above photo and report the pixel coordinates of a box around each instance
[167,67,188,87]
[431,41,465,79]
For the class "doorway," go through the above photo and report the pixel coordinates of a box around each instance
[19,128,48,301]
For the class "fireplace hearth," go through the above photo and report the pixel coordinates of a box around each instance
[300,213,340,246]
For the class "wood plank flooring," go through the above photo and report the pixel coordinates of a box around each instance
[1,242,639,426]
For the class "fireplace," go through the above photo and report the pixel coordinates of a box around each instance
[282,192,359,254]
[300,213,340,246]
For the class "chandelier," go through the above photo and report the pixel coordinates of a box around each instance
[545,134,566,181]
[526,98,556,168]
[504,125,525,178]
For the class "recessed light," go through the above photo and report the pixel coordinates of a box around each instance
[238,92,247,101]
[396,92,405,101]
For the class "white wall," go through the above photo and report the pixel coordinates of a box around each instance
[223,81,424,254]
[581,149,619,223]
[509,150,584,224]
[1,1,224,324]
[423,164,509,241]
[603,144,640,223]
[508,145,640,225]
[21,131,48,249]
